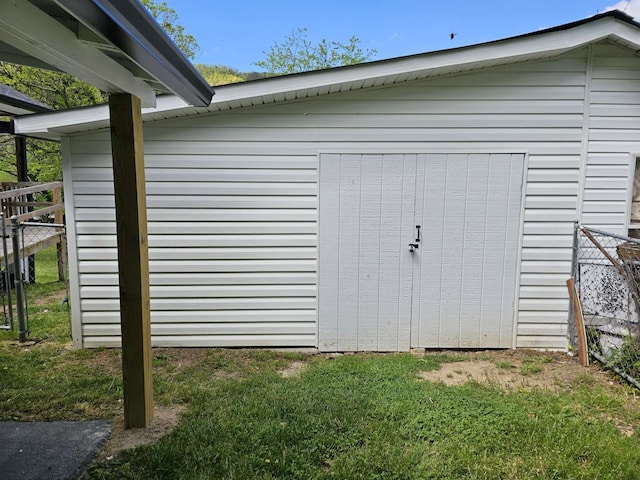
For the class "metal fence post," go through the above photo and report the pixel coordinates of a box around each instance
[568,221,579,351]
[1,213,13,330]
[11,216,26,343]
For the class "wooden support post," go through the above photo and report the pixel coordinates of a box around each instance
[15,136,27,183]
[109,93,153,428]
[15,136,34,283]
[52,187,67,281]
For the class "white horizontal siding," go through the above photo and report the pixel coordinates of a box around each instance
[70,153,318,169]
[76,234,316,248]
[68,137,319,348]
[520,260,573,272]
[73,182,316,196]
[72,167,317,182]
[81,285,316,298]
[80,272,316,285]
[516,335,568,349]
[583,42,638,238]
[66,48,594,349]
[73,195,317,208]
[83,310,315,323]
[71,140,583,156]
[74,208,317,222]
[136,127,583,142]
[78,249,316,261]
[83,335,316,348]
[520,273,570,286]
[82,298,316,311]
[83,323,316,336]
[131,114,588,129]
[517,323,567,336]
[76,221,316,235]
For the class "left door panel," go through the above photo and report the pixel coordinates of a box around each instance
[318,153,417,351]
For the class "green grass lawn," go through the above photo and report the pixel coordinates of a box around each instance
[1,248,640,478]
[82,353,640,480]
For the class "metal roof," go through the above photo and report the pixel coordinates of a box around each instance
[0,0,213,108]
[13,10,640,140]
[0,82,51,116]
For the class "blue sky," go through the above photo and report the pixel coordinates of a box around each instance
[168,0,640,72]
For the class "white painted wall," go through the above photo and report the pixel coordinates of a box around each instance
[62,42,640,350]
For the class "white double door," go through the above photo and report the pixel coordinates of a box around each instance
[318,153,524,351]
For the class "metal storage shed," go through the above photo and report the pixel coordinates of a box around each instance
[14,10,640,352]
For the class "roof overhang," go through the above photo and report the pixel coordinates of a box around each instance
[13,10,640,140]
[0,0,213,108]
[0,82,52,116]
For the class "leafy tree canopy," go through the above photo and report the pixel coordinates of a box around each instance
[254,27,377,76]
[140,0,200,60]
[195,65,244,86]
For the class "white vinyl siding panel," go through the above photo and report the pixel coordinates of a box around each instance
[69,147,318,348]
[66,49,592,349]
[582,42,640,236]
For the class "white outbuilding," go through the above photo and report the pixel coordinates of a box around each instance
[14,10,640,351]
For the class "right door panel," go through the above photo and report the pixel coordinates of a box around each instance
[411,153,524,348]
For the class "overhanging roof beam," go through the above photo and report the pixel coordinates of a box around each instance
[54,0,213,107]
[0,0,156,107]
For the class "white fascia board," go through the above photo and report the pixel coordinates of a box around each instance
[13,95,191,139]
[0,0,156,107]
[13,104,110,140]
[1,104,34,116]
[14,15,640,139]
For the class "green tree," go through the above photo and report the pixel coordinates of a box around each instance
[0,63,104,181]
[0,0,200,182]
[254,27,376,75]
[140,0,200,60]
[195,64,244,86]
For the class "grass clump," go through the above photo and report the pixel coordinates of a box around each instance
[520,363,543,376]
[495,360,513,369]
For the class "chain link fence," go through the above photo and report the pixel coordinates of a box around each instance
[0,182,67,340]
[0,217,67,341]
[572,225,640,388]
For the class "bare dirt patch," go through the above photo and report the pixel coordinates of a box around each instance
[89,349,122,376]
[33,289,67,307]
[153,347,209,369]
[98,404,186,459]
[417,350,606,393]
[278,361,306,378]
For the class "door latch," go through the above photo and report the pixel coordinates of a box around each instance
[409,225,421,252]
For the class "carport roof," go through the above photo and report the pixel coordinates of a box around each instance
[13,9,640,140]
[0,0,213,108]
[0,82,51,116]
